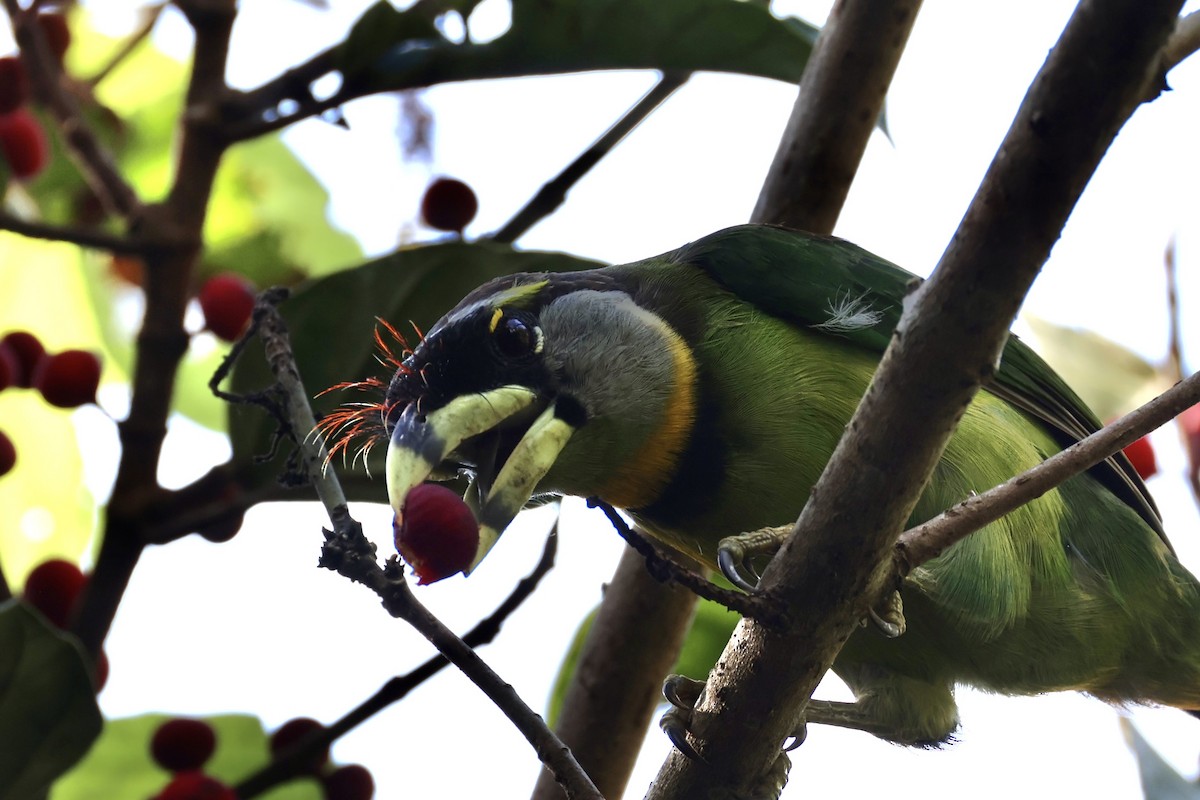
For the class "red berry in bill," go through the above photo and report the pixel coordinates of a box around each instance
[0,430,15,477]
[1123,434,1158,481]
[269,717,329,774]
[0,109,49,180]
[420,177,478,234]
[154,771,236,800]
[34,349,101,408]
[394,482,479,585]
[322,764,375,800]
[198,274,255,342]
[22,558,87,628]
[151,718,218,773]
[1,331,46,387]
[0,56,30,115]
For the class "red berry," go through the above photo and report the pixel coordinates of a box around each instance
[0,56,30,114]
[420,177,478,234]
[36,14,71,65]
[1,331,46,387]
[198,274,255,342]
[1123,434,1158,480]
[394,483,479,585]
[270,717,328,774]
[22,558,86,629]
[151,718,218,773]
[322,764,375,800]
[0,430,14,477]
[0,109,48,180]
[34,349,101,408]
[154,771,236,800]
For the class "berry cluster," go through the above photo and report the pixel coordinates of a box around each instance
[0,13,70,181]
[148,716,374,799]
[269,717,375,800]
[0,330,102,477]
[21,558,108,689]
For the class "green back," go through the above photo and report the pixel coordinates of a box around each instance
[671,224,1164,540]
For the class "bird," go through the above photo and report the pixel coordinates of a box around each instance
[367,222,1200,748]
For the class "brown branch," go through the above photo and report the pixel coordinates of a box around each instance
[750,0,922,234]
[649,0,1184,796]
[531,544,698,800]
[4,0,142,221]
[897,370,1200,574]
[1165,10,1200,71]
[84,2,167,89]
[492,71,690,244]
[238,527,560,799]
[72,0,239,659]
[0,211,144,254]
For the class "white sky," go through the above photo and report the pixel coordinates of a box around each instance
[75,1,1200,798]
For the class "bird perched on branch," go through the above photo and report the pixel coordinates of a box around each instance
[360,223,1200,748]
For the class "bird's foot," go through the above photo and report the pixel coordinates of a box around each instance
[661,674,708,762]
[717,525,793,591]
[662,674,796,798]
[867,589,906,638]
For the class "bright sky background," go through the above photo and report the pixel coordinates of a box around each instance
[64,1,1200,798]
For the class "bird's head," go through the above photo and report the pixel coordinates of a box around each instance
[376,268,699,580]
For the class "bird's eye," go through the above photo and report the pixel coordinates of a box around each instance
[493,313,542,358]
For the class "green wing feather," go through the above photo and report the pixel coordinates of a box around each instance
[674,223,1164,540]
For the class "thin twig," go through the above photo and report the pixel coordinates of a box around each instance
[0,211,145,254]
[1165,237,1184,383]
[896,370,1200,575]
[250,297,602,800]
[85,2,168,89]
[491,71,690,244]
[236,526,560,800]
[588,499,780,625]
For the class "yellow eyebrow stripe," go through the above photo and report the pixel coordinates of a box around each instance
[489,307,504,333]
[597,318,697,509]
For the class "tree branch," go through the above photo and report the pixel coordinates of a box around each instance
[0,211,145,254]
[492,71,690,244]
[649,0,1185,796]
[897,369,1200,574]
[750,0,922,233]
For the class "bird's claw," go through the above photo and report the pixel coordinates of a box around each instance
[782,719,808,752]
[717,525,792,592]
[661,675,708,762]
[867,590,906,638]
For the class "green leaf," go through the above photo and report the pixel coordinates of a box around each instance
[51,713,321,800]
[226,240,603,502]
[0,601,102,800]
[547,598,738,726]
[338,0,820,92]
[204,135,363,285]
